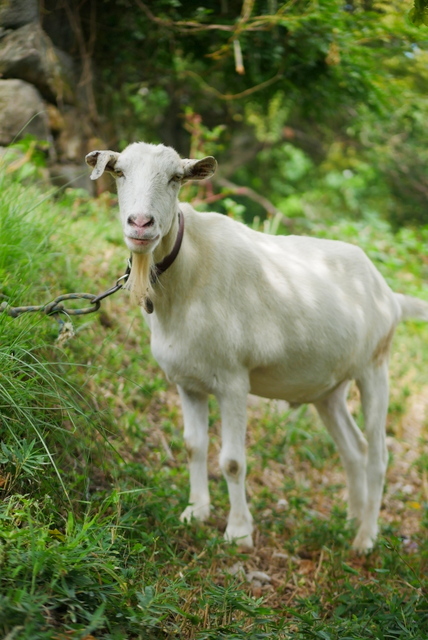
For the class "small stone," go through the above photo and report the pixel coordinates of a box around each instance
[225,561,246,580]
[272,551,289,559]
[277,498,289,510]
[246,570,271,584]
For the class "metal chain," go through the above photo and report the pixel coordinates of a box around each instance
[0,258,132,319]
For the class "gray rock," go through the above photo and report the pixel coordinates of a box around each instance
[0,79,49,144]
[0,23,75,103]
[0,0,38,29]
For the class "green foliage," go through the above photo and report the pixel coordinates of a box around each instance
[408,0,428,26]
[246,92,291,145]
[79,0,428,227]
[0,439,48,493]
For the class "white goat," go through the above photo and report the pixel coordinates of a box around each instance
[86,142,428,553]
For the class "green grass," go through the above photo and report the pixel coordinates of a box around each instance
[0,156,427,638]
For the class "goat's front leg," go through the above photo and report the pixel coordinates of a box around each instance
[178,386,211,523]
[218,389,253,549]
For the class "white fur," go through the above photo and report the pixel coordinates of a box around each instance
[86,142,428,553]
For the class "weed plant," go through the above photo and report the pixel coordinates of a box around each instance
[0,155,427,638]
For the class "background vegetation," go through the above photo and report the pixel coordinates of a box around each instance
[1,1,427,638]
[85,0,428,227]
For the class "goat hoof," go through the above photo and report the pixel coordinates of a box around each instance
[224,523,254,549]
[180,503,210,523]
[352,528,376,554]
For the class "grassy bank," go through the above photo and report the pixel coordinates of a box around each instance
[0,160,427,639]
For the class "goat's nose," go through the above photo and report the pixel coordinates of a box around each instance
[127,214,155,228]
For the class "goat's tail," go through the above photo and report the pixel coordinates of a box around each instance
[396,293,428,322]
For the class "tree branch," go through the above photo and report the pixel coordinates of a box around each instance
[213,176,293,227]
[180,68,283,101]
[133,0,299,34]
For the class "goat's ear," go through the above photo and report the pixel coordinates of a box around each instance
[182,156,217,182]
[85,150,120,180]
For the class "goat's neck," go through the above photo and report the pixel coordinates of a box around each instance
[153,205,180,265]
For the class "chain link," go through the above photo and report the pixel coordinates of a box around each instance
[0,258,131,320]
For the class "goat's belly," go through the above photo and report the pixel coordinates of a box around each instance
[249,367,341,404]
[151,346,221,395]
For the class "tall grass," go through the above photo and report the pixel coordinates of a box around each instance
[0,161,118,501]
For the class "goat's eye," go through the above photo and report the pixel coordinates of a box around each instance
[115,169,124,178]
[169,173,183,184]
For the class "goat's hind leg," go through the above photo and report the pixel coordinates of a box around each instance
[178,386,211,523]
[315,381,369,529]
[353,362,389,553]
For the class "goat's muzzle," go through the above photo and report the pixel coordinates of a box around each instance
[127,214,155,228]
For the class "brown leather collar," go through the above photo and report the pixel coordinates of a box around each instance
[150,209,184,283]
